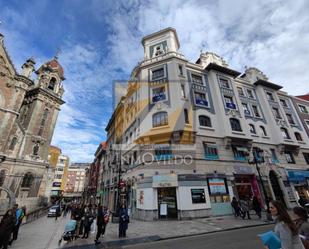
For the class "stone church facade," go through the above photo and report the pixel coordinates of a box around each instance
[0,32,65,211]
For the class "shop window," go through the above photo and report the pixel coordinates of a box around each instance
[207,178,230,203]
[230,118,242,132]
[21,172,34,188]
[152,86,166,103]
[295,132,302,141]
[153,112,168,127]
[303,153,309,165]
[191,74,203,85]
[154,145,173,160]
[199,115,211,127]
[191,189,206,204]
[281,127,290,139]
[203,143,219,160]
[184,109,189,124]
[232,146,248,161]
[194,92,208,107]
[270,149,279,163]
[285,151,295,164]
[249,124,256,134]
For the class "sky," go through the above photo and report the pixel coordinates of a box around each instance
[0,0,309,163]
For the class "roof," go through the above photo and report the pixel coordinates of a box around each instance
[141,27,180,48]
[205,63,241,78]
[253,79,283,90]
[46,58,65,80]
[295,94,309,101]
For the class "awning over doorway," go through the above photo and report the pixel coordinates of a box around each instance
[287,169,309,183]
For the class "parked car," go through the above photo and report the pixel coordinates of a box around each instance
[48,205,60,217]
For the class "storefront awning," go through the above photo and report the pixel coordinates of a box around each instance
[287,169,309,183]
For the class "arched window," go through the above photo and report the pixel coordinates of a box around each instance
[153,112,168,127]
[9,137,17,150]
[48,78,56,91]
[249,124,256,134]
[38,109,49,136]
[230,118,242,132]
[199,115,211,127]
[281,128,290,139]
[0,170,6,186]
[295,132,302,141]
[33,144,39,156]
[260,126,267,136]
[19,105,29,125]
[21,172,34,188]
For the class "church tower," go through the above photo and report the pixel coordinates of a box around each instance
[18,57,65,162]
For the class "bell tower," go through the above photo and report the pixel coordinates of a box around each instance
[19,57,65,162]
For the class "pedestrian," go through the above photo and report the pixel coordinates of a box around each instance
[94,205,109,245]
[231,197,241,217]
[270,200,304,249]
[293,206,309,249]
[118,204,129,238]
[0,209,16,249]
[55,204,61,221]
[252,196,262,219]
[240,197,251,219]
[8,204,24,246]
[82,206,93,239]
[73,204,83,237]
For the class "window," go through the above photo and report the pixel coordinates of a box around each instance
[9,137,17,151]
[224,96,236,109]
[242,103,250,115]
[246,89,254,99]
[252,147,264,162]
[266,92,274,101]
[153,112,168,127]
[184,109,189,124]
[252,105,261,117]
[152,87,166,103]
[272,107,281,119]
[154,145,173,160]
[199,115,212,127]
[194,92,208,106]
[284,151,295,164]
[0,170,6,187]
[230,118,242,132]
[152,67,165,80]
[299,105,308,114]
[207,178,229,200]
[280,99,288,107]
[286,113,295,125]
[191,189,206,204]
[21,172,34,188]
[260,126,267,136]
[204,144,219,160]
[303,153,309,164]
[33,144,39,156]
[48,78,56,91]
[191,74,203,85]
[237,87,244,96]
[178,64,184,76]
[181,84,186,98]
[281,128,290,139]
[249,124,256,134]
[270,149,279,163]
[38,108,49,136]
[295,132,302,141]
[219,78,229,88]
[232,146,248,161]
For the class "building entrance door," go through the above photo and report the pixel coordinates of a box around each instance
[269,170,286,207]
[157,187,177,219]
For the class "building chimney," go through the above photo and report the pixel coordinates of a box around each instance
[21,57,36,78]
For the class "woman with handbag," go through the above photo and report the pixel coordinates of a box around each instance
[293,206,309,249]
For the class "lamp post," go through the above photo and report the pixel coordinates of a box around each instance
[248,149,272,221]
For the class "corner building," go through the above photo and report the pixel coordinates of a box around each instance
[103,28,309,220]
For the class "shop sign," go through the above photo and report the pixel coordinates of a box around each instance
[208,178,227,195]
[153,175,178,188]
[234,165,254,175]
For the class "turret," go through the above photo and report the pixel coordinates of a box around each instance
[21,58,36,78]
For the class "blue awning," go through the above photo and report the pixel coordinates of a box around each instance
[287,169,309,183]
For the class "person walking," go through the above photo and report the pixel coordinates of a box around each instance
[231,197,241,217]
[252,196,262,219]
[82,206,93,239]
[293,206,309,249]
[9,204,24,246]
[118,204,129,238]
[240,197,251,219]
[55,204,61,221]
[270,200,304,249]
[0,209,16,249]
[94,205,109,245]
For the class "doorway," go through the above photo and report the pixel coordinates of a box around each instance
[157,187,178,219]
[269,170,286,207]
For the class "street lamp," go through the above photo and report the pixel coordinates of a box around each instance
[248,149,272,221]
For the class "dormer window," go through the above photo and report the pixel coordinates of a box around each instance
[48,78,56,91]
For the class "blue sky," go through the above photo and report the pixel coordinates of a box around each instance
[1,0,309,162]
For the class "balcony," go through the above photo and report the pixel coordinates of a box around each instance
[195,99,208,107]
[226,102,236,109]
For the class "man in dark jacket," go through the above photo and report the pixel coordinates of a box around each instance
[0,209,16,249]
[118,204,129,238]
[94,205,108,245]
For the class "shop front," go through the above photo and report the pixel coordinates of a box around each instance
[287,169,309,200]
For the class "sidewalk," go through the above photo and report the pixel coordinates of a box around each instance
[62,212,272,248]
